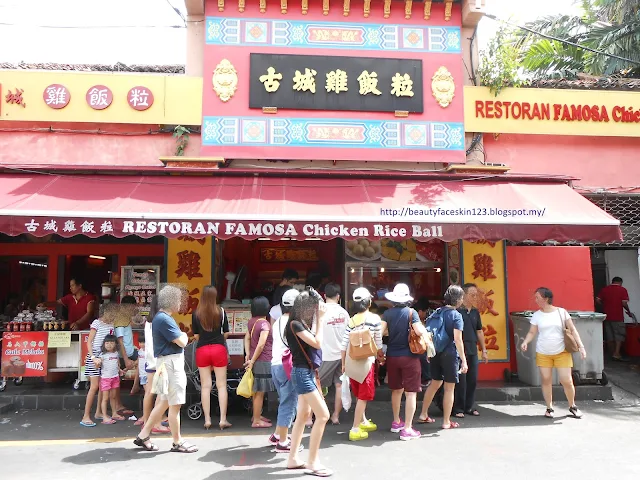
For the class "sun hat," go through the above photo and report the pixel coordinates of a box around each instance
[353,287,372,302]
[281,288,300,307]
[384,283,414,303]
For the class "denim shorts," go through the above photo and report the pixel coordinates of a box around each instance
[271,364,298,428]
[291,366,317,395]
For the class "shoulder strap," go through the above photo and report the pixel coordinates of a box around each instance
[290,321,315,370]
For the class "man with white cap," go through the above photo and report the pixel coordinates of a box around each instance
[381,283,430,441]
[340,287,383,441]
[269,288,302,453]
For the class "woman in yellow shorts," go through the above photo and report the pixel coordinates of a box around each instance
[521,287,587,419]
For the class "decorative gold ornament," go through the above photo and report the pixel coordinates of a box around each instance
[383,0,391,18]
[281,0,287,14]
[363,0,371,17]
[259,0,266,13]
[218,0,224,12]
[343,0,350,16]
[323,0,329,16]
[431,66,455,108]
[424,0,432,19]
[238,0,245,12]
[404,0,412,19]
[445,0,453,21]
[212,59,238,103]
[302,0,308,15]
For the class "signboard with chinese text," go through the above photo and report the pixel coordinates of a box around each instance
[166,237,213,336]
[461,240,509,362]
[48,331,71,348]
[231,309,251,334]
[201,0,465,163]
[260,247,319,263]
[120,266,160,316]
[1,332,48,377]
[250,53,423,113]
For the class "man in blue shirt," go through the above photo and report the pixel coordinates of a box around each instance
[418,285,468,430]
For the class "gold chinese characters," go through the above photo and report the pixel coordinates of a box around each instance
[259,67,414,97]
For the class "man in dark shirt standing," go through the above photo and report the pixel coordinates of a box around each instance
[453,283,488,418]
[272,269,299,308]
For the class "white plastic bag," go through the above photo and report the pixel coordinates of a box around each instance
[340,373,352,412]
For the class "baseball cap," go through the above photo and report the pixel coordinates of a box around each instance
[281,288,300,307]
[353,287,372,302]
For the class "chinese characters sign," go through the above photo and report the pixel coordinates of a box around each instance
[86,85,113,110]
[127,86,154,111]
[43,84,71,109]
[1,332,48,377]
[250,53,424,113]
[5,88,26,108]
[260,247,319,263]
[462,240,509,362]
[120,266,160,316]
[167,236,212,336]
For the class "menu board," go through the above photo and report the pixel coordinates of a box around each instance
[231,309,251,334]
[120,265,160,316]
[345,238,445,263]
[1,332,48,377]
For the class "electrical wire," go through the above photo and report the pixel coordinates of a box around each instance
[164,0,186,26]
[485,13,640,67]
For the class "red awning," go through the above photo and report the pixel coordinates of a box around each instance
[0,174,621,243]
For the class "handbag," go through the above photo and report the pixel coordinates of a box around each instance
[559,309,580,353]
[348,313,378,360]
[237,321,259,398]
[408,308,428,355]
[151,362,169,395]
[290,321,322,391]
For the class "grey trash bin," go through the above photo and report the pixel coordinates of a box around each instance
[510,311,607,386]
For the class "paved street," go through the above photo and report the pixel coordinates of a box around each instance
[1,399,639,480]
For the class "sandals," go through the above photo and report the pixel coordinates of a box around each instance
[152,426,171,434]
[252,421,272,428]
[544,408,555,418]
[134,419,145,426]
[111,415,126,421]
[417,416,435,424]
[454,412,465,418]
[569,405,583,419]
[117,409,134,416]
[134,435,159,451]
[101,419,117,425]
[171,440,199,453]
[442,421,460,429]
[466,410,480,416]
[305,468,333,477]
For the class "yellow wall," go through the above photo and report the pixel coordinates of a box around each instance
[465,86,640,137]
[462,240,508,362]
[166,237,213,335]
[0,70,202,125]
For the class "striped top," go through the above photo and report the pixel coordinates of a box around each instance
[90,319,114,356]
[340,311,383,354]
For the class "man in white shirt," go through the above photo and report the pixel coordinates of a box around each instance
[318,282,350,424]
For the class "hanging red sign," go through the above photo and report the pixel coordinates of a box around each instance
[86,85,113,110]
[127,86,154,111]
[1,331,48,377]
[43,84,71,109]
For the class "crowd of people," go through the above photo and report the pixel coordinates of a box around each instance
[71,269,589,477]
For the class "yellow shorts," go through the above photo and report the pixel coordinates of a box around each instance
[536,351,573,368]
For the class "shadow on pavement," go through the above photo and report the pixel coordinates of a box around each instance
[62,447,168,465]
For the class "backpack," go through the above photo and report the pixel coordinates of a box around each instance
[425,307,451,354]
[348,313,378,360]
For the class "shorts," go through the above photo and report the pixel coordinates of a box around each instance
[156,353,187,406]
[100,376,120,391]
[350,364,376,401]
[119,349,139,369]
[318,359,342,388]
[252,361,276,393]
[195,344,228,368]
[605,322,626,342]
[386,356,421,393]
[291,366,318,395]
[430,350,460,384]
[140,375,148,386]
[536,351,573,368]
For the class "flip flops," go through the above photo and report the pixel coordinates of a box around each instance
[417,416,435,424]
[442,421,460,429]
[134,419,145,426]
[101,419,117,425]
[111,415,126,421]
[305,468,333,477]
[79,421,96,427]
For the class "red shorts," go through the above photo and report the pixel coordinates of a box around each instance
[195,344,228,368]
[386,356,421,393]
[100,376,120,392]
[350,364,376,401]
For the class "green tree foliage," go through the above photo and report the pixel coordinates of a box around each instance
[477,26,522,96]
[515,0,640,79]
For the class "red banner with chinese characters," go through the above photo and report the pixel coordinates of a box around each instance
[166,236,213,336]
[462,241,509,362]
[1,332,49,377]
[201,0,465,163]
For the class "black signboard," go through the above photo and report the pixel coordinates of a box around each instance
[249,53,423,113]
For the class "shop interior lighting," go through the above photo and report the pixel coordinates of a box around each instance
[380,267,385,273]
[350,268,355,273]
[89,255,107,260]
[19,261,47,268]
[435,268,442,273]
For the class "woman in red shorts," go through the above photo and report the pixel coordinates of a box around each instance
[192,285,232,430]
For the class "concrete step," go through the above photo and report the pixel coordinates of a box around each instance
[0,401,14,414]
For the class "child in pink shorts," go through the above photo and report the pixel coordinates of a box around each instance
[98,334,125,424]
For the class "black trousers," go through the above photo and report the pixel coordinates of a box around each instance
[453,354,478,414]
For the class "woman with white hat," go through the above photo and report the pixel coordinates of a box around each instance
[340,287,383,441]
[381,283,431,441]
